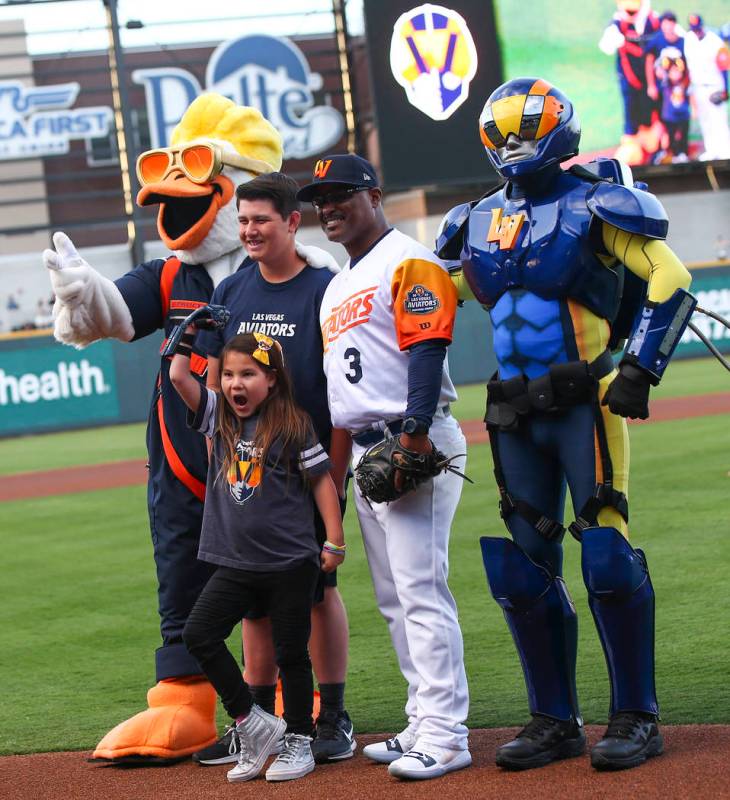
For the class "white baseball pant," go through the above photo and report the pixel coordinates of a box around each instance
[352,410,469,751]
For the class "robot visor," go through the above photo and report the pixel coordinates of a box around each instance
[479,94,563,150]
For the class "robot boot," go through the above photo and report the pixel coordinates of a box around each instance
[481,537,585,769]
[582,526,663,770]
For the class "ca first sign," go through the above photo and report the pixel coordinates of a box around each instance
[0,81,112,160]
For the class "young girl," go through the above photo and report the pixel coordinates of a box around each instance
[170,329,345,784]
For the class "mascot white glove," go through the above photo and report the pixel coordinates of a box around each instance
[43,231,134,348]
[294,241,340,273]
[599,23,626,55]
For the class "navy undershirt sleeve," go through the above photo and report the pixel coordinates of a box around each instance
[405,339,448,428]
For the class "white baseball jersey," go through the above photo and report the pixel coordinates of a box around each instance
[320,228,458,432]
[685,30,729,90]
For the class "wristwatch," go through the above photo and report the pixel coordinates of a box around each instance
[402,417,429,435]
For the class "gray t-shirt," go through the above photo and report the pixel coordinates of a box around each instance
[191,387,330,572]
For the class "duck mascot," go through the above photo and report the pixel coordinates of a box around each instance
[43,93,337,763]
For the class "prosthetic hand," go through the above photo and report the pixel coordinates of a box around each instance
[602,363,652,420]
[160,304,230,357]
[91,676,217,763]
[43,231,134,348]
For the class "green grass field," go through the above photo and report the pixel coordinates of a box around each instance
[1,359,728,755]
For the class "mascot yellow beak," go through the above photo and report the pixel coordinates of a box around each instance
[135,93,283,252]
[136,159,235,252]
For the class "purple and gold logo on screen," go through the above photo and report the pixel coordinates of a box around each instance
[389,4,478,122]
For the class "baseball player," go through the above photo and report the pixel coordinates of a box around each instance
[684,14,730,160]
[297,154,471,781]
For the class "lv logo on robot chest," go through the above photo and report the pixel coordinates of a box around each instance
[487,208,526,251]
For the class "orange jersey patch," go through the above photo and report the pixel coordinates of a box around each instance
[392,259,456,350]
[321,285,378,351]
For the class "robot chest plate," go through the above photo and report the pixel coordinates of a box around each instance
[463,193,590,307]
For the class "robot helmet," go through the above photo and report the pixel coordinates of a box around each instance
[479,77,580,179]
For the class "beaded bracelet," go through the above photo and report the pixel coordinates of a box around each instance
[322,541,346,555]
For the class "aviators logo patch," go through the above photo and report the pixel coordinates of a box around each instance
[389,4,478,121]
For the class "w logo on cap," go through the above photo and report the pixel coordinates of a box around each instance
[314,159,333,178]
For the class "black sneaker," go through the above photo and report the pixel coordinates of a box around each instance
[311,710,356,763]
[495,714,586,770]
[591,711,663,770]
[193,725,240,765]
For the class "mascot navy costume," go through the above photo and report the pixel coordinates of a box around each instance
[438,77,695,771]
[43,93,337,762]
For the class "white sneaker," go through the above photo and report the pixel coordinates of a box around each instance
[388,743,472,780]
[362,725,418,764]
[265,733,315,781]
[226,705,287,783]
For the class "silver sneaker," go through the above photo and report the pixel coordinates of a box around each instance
[265,733,315,782]
[362,725,418,764]
[226,705,287,783]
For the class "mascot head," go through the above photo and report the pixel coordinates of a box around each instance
[478,77,580,180]
[136,93,282,264]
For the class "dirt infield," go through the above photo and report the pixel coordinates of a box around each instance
[2,392,728,503]
[3,726,729,800]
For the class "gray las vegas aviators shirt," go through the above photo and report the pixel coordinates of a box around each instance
[190,386,330,572]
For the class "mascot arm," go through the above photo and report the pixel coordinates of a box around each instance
[601,222,691,303]
[44,232,134,348]
[602,222,695,387]
[436,201,476,302]
[295,241,340,273]
[449,267,476,301]
[599,21,625,55]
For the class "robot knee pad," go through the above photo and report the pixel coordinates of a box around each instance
[581,526,650,599]
[481,536,579,720]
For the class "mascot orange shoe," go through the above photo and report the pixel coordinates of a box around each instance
[92,678,217,763]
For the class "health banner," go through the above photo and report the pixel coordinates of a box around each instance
[0,334,160,438]
[676,264,730,358]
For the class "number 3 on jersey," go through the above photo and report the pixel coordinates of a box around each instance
[344,347,362,384]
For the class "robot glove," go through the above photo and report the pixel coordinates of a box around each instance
[601,363,651,420]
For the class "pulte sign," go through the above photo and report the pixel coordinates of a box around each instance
[133,34,345,159]
[0,81,112,161]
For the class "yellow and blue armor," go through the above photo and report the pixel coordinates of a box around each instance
[439,77,694,771]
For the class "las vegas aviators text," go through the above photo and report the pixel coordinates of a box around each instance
[321,286,377,350]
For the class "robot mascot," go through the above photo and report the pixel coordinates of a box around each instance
[43,93,336,763]
[437,77,696,771]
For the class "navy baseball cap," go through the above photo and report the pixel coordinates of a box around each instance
[660,10,677,22]
[297,154,379,201]
[688,13,703,29]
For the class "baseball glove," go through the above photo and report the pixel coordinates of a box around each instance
[709,90,728,105]
[354,434,470,504]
